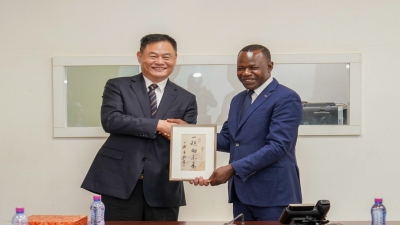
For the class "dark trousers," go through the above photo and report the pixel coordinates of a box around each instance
[231,182,286,221]
[102,179,179,221]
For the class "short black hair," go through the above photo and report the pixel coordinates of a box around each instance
[239,44,271,61]
[140,34,177,53]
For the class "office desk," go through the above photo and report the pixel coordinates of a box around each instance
[106,222,400,225]
[106,222,277,225]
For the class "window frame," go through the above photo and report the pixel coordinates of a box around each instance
[53,53,361,137]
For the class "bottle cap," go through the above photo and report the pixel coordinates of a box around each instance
[16,208,24,213]
[375,198,383,203]
[93,195,101,201]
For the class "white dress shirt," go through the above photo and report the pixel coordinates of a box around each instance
[249,75,273,103]
[143,76,168,108]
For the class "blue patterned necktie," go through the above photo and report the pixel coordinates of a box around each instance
[240,90,254,120]
[148,84,158,118]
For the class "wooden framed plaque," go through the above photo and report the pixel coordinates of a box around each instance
[169,124,217,181]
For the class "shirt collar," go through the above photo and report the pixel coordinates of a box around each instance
[143,75,168,93]
[251,75,273,96]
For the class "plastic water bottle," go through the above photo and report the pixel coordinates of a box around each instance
[371,198,386,225]
[11,208,28,225]
[90,195,105,225]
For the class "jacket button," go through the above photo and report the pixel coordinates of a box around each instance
[236,143,239,147]
[143,157,146,161]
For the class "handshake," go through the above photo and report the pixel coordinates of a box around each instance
[157,119,235,187]
[156,118,187,140]
[156,119,187,140]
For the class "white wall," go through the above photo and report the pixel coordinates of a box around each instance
[1,0,400,223]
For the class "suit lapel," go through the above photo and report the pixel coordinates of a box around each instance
[235,91,247,127]
[236,79,279,131]
[154,79,178,119]
[130,73,152,118]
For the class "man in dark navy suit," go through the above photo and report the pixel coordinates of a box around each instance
[186,44,303,221]
[81,34,197,221]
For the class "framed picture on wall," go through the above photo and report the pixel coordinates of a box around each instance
[169,124,217,181]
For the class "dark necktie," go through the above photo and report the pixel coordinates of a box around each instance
[148,84,158,118]
[240,90,254,120]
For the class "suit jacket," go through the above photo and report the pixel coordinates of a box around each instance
[217,78,302,207]
[81,73,197,207]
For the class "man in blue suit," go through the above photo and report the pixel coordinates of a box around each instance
[81,34,197,221]
[188,44,303,221]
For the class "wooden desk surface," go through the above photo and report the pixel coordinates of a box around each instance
[106,222,400,225]
[106,222,277,225]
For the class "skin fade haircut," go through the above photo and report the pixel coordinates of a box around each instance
[239,44,271,61]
